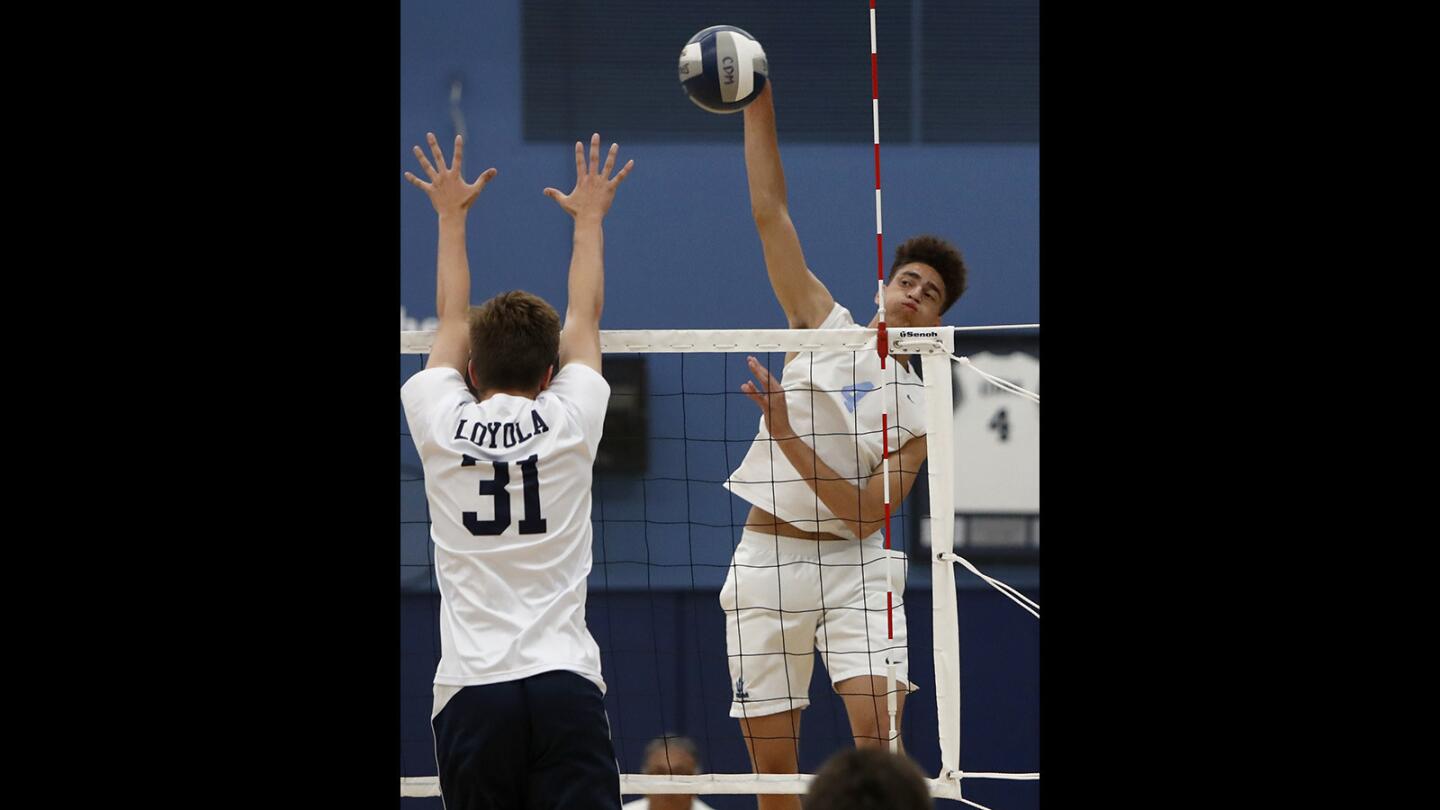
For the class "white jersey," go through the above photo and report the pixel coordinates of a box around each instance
[723,303,927,540]
[401,363,611,702]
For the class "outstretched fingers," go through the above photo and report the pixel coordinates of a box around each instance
[746,356,778,392]
[427,132,447,173]
[742,357,785,415]
[413,145,438,180]
[613,158,635,185]
[601,142,618,178]
[740,380,768,412]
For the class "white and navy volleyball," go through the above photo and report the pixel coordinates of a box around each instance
[677,25,768,114]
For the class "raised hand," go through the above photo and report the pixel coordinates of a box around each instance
[404,132,497,216]
[543,133,635,221]
[740,356,795,438]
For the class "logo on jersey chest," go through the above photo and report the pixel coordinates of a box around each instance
[841,381,879,413]
[454,411,550,450]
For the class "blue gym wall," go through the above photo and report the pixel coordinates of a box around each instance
[401,1,1039,807]
[400,0,1039,332]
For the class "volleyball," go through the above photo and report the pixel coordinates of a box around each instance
[677,25,768,114]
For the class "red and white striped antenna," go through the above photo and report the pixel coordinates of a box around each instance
[870,0,887,368]
[868,0,903,759]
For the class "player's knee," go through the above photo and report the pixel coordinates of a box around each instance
[747,732,800,773]
[849,715,887,746]
[852,729,889,750]
[854,735,907,759]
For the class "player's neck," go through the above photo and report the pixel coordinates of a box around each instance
[479,386,542,402]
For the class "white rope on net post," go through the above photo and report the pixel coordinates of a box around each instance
[952,323,1040,332]
[952,355,1040,404]
[938,551,1040,620]
[963,771,1041,780]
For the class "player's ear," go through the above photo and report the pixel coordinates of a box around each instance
[539,364,556,391]
[467,360,481,392]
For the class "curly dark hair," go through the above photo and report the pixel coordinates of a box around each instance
[890,234,967,314]
[805,748,932,810]
[467,290,561,392]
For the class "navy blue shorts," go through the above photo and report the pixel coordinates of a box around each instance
[431,670,621,810]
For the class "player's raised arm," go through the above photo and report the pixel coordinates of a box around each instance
[404,132,498,373]
[543,133,634,373]
[743,84,834,329]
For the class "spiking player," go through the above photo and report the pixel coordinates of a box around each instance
[721,84,968,810]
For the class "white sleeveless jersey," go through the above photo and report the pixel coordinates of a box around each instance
[723,303,927,540]
[401,363,610,697]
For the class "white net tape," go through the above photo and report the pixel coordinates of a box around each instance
[401,773,1044,801]
[402,771,1037,800]
[400,324,1037,356]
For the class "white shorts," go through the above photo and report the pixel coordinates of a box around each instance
[719,529,916,719]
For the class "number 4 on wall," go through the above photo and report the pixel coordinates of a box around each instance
[988,408,1010,442]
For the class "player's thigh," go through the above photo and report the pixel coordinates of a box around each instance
[432,681,528,810]
[722,541,822,717]
[817,548,915,725]
[523,670,621,810]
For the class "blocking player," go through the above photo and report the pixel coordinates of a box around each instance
[402,131,634,810]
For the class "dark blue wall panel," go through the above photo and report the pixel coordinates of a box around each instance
[402,587,1039,809]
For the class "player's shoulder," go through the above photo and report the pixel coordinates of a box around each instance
[402,365,464,391]
[818,300,855,329]
[556,362,607,383]
[544,362,610,398]
[403,365,468,398]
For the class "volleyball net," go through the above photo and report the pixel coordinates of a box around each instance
[400,324,1038,808]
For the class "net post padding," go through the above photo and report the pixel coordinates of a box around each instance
[921,351,962,787]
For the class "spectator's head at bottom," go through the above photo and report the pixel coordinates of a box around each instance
[636,736,704,810]
[805,748,931,810]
